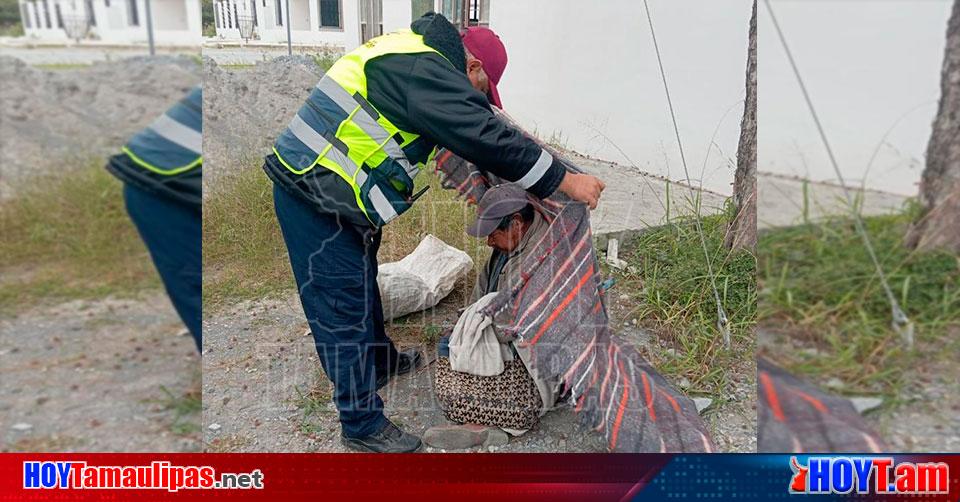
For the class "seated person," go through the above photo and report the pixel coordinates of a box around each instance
[433,183,562,438]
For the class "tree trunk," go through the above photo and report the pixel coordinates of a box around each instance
[905,0,960,253]
[726,0,758,251]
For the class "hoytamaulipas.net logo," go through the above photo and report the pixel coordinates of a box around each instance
[789,456,949,495]
[23,461,264,492]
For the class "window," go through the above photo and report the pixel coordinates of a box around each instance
[21,2,31,28]
[41,0,51,28]
[467,0,488,26]
[440,0,461,26]
[441,0,487,28]
[250,0,257,26]
[127,0,139,26]
[318,0,340,29]
[54,3,63,27]
[275,0,281,26]
[85,0,96,26]
[33,0,41,28]
[411,0,431,21]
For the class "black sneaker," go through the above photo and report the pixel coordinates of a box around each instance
[376,348,422,390]
[342,419,422,453]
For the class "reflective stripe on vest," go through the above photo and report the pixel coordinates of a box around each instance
[123,86,202,175]
[273,30,449,227]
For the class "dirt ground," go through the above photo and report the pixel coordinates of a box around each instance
[202,248,756,453]
[0,293,201,452]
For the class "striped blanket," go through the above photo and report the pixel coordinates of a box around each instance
[758,358,886,453]
[434,111,715,452]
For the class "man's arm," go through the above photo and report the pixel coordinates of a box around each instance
[405,55,604,206]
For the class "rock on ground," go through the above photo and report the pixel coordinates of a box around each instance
[0,294,200,452]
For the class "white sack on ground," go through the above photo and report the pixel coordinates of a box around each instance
[378,235,473,320]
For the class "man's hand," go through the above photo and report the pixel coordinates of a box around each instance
[558,172,606,209]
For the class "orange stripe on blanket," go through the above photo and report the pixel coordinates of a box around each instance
[759,371,786,422]
[657,388,681,414]
[641,371,656,422]
[515,234,590,327]
[609,357,631,449]
[788,388,828,414]
[526,263,595,345]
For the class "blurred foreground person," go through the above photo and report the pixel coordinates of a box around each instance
[105,86,202,351]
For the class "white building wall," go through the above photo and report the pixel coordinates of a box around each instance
[381,0,410,36]
[213,0,413,52]
[19,0,201,46]
[340,0,360,51]
[488,0,752,196]
[761,1,951,195]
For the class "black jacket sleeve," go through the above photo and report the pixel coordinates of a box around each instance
[401,54,566,199]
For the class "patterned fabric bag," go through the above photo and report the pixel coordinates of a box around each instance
[435,357,543,431]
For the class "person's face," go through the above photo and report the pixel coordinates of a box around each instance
[466,55,489,96]
[486,215,523,253]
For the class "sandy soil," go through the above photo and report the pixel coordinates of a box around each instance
[0,294,201,452]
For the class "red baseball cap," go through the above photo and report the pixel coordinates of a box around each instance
[461,27,507,108]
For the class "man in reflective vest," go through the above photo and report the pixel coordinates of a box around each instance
[264,14,605,452]
[106,86,202,352]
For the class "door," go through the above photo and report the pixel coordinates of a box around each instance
[358,0,381,43]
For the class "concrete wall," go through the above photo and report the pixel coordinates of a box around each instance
[761,0,952,196]
[489,0,753,195]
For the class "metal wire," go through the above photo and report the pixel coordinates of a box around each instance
[641,0,732,348]
[763,0,914,347]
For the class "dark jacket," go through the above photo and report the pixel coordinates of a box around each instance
[264,13,566,228]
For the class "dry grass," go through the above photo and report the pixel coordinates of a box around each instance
[610,204,757,399]
[202,162,489,311]
[0,162,159,314]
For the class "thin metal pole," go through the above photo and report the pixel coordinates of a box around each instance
[285,0,291,55]
[144,0,155,56]
[763,0,914,347]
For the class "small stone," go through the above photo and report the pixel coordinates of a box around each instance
[825,377,844,390]
[303,328,312,337]
[11,423,32,431]
[693,398,713,413]
[424,424,507,450]
[208,423,222,431]
[618,294,630,301]
[678,377,691,389]
[849,397,883,414]
[665,348,678,358]
[175,328,190,338]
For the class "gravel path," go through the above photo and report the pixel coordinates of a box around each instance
[202,296,607,453]
[0,294,200,452]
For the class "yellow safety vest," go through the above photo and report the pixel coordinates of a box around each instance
[273,30,448,227]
